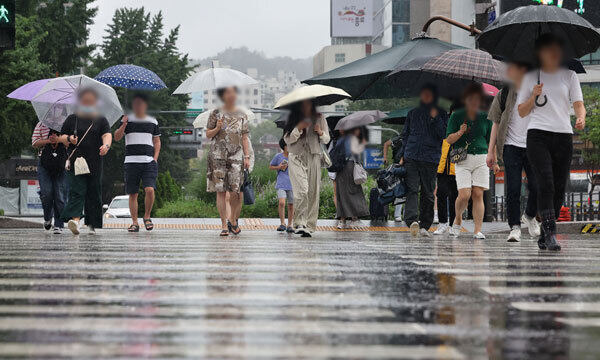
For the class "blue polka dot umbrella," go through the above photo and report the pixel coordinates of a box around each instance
[95,64,166,91]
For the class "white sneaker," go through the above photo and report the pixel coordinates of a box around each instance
[52,227,62,235]
[521,214,541,237]
[409,222,419,237]
[507,225,521,242]
[336,220,345,230]
[67,219,80,235]
[433,211,439,224]
[394,217,403,222]
[349,220,366,228]
[473,232,486,240]
[434,223,449,235]
[419,228,432,237]
[43,220,52,231]
[88,225,96,235]
[449,224,461,237]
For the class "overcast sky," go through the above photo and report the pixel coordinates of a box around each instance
[89,0,331,60]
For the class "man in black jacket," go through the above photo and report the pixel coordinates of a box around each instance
[399,84,448,237]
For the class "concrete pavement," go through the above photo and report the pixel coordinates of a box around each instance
[0,228,599,359]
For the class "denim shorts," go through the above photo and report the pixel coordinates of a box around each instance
[277,189,294,204]
[124,161,158,194]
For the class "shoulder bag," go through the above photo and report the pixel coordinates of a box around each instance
[242,170,255,205]
[353,160,368,185]
[65,117,95,176]
[449,120,476,164]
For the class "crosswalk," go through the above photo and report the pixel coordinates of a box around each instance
[0,229,598,358]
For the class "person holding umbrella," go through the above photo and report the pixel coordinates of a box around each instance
[205,87,251,237]
[517,34,586,251]
[398,84,448,237]
[58,88,113,235]
[283,100,330,237]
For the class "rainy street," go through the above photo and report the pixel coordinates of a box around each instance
[0,229,598,359]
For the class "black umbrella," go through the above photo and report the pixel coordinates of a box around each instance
[304,36,464,100]
[477,5,600,106]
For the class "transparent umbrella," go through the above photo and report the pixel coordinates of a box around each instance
[31,75,123,131]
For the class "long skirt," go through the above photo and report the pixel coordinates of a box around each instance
[335,161,369,219]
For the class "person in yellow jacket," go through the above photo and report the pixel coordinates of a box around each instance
[433,139,458,235]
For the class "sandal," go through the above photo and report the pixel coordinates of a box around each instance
[220,229,229,237]
[230,222,241,235]
[143,218,154,231]
[128,224,140,232]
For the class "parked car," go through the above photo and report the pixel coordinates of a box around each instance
[103,195,131,218]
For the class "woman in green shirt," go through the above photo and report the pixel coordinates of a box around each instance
[446,83,492,239]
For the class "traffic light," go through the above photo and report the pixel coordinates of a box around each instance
[0,0,15,50]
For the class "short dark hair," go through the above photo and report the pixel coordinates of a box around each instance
[77,87,99,100]
[535,33,565,52]
[132,92,149,104]
[279,138,287,150]
[217,86,238,101]
[509,61,531,71]
[462,82,484,102]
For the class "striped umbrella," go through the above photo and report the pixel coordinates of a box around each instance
[95,64,166,91]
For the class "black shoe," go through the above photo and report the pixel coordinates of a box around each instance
[277,225,286,232]
[537,235,547,250]
[544,233,561,251]
[43,221,52,231]
[301,232,312,237]
[286,226,294,233]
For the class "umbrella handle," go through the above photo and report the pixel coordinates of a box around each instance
[535,95,547,107]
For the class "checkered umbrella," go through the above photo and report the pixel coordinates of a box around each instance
[387,49,506,99]
[95,64,166,91]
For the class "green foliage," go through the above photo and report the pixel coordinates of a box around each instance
[155,199,220,218]
[35,0,97,75]
[0,209,4,216]
[155,171,182,209]
[0,15,51,160]
[88,7,195,198]
[579,86,600,166]
[347,98,418,112]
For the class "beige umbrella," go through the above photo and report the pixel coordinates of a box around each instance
[274,84,350,109]
[193,106,256,129]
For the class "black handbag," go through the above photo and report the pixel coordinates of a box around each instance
[449,120,475,164]
[40,143,67,177]
[242,170,255,205]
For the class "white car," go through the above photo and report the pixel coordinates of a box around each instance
[103,195,131,218]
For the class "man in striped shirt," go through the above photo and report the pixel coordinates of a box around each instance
[114,93,161,232]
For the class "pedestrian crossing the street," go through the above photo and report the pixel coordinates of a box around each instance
[0,229,598,359]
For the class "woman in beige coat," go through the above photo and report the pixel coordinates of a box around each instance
[283,100,330,237]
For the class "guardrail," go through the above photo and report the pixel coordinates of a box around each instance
[493,192,600,222]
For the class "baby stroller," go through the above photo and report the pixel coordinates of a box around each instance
[369,164,407,221]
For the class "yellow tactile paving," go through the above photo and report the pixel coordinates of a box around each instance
[102,222,412,232]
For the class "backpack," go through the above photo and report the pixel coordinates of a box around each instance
[499,87,509,113]
[40,143,67,177]
[327,138,347,173]
[369,188,389,222]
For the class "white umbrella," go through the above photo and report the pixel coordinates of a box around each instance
[173,67,258,94]
[274,84,350,109]
[31,75,123,131]
[335,110,386,131]
[193,106,256,129]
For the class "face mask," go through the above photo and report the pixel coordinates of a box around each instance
[77,105,98,118]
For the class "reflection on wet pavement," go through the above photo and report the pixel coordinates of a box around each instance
[0,229,599,359]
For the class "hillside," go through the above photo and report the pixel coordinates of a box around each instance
[193,47,313,80]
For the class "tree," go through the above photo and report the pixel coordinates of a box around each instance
[346,98,418,112]
[579,85,600,191]
[89,7,194,200]
[36,0,97,75]
[0,15,51,159]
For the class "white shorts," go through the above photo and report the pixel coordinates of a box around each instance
[455,154,490,190]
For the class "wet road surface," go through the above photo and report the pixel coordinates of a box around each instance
[0,229,598,359]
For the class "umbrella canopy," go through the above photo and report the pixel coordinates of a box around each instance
[382,107,411,125]
[274,85,350,109]
[335,110,386,131]
[477,5,600,65]
[193,106,256,129]
[7,79,51,101]
[387,49,506,98]
[174,67,258,94]
[95,64,167,91]
[304,36,464,100]
[483,83,500,97]
[31,75,123,131]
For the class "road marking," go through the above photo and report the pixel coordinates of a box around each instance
[555,317,600,327]
[455,275,600,283]
[0,343,465,359]
[511,302,600,313]
[481,286,600,295]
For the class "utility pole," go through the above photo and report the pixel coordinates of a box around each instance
[475,0,496,31]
